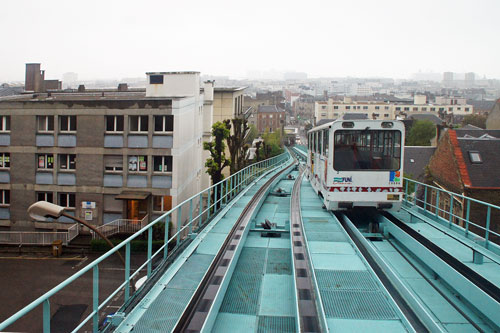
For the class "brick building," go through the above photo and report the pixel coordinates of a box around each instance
[256,105,285,133]
[427,128,500,241]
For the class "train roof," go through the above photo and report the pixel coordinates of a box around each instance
[308,119,405,133]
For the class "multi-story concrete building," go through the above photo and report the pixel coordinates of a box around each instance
[314,95,474,125]
[0,70,210,231]
[212,87,246,124]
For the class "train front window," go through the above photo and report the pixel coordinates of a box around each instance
[333,130,401,171]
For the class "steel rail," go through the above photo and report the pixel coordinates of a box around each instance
[173,158,295,332]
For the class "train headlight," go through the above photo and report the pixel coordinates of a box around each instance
[381,122,394,128]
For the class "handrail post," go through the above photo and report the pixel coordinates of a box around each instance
[465,199,470,236]
[125,242,131,301]
[404,180,409,204]
[198,193,203,229]
[449,195,454,228]
[485,206,491,248]
[164,216,170,260]
[188,198,193,235]
[176,207,181,247]
[435,190,440,217]
[207,188,211,219]
[214,185,218,214]
[147,227,152,277]
[92,265,99,333]
[43,299,50,333]
[423,186,428,211]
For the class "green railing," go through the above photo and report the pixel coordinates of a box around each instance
[403,177,500,250]
[0,152,290,333]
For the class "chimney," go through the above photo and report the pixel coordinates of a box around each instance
[118,83,128,92]
[78,85,86,92]
[203,80,214,102]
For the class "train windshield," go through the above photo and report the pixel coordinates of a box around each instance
[334,130,401,171]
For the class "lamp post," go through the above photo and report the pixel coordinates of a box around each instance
[27,201,125,265]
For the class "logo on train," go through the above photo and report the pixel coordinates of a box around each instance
[333,176,352,184]
[389,171,401,184]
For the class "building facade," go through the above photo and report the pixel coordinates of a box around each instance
[0,71,208,231]
[314,95,474,125]
[257,105,285,133]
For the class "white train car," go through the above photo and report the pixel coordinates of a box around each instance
[307,119,405,211]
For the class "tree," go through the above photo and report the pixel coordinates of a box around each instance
[203,121,231,185]
[256,130,284,160]
[225,118,250,174]
[462,114,487,129]
[246,124,258,145]
[406,120,436,146]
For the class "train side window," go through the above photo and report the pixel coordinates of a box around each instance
[319,131,323,155]
[324,130,329,156]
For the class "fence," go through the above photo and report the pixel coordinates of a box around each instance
[91,215,149,240]
[403,177,500,249]
[0,224,79,246]
[0,152,291,333]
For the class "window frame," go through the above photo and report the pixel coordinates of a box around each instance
[128,155,148,173]
[0,153,10,169]
[105,115,124,133]
[129,115,148,133]
[153,155,173,173]
[0,116,10,133]
[154,115,174,133]
[37,154,54,170]
[104,155,123,173]
[37,191,54,203]
[59,154,76,171]
[37,115,54,133]
[153,195,172,212]
[59,193,75,209]
[0,189,9,206]
[59,115,77,133]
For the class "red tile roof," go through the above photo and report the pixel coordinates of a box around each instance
[449,130,472,187]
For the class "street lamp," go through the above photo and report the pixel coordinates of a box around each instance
[27,201,125,265]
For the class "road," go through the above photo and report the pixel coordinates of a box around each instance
[0,252,146,332]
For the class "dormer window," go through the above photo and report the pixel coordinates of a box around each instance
[149,75,164,84]
[469,151,482,163]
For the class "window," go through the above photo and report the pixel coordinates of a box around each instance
[321,113,326,117]
[469,151,482,163]
[413,107,418,111]
[385,106,390,110]
[431,107,436,111]
[150,75,164,84]
[153,195,172,212]
[129,115,148,133]
[323,130,329,156]
[0,190,9,206]
[37,116,54,132]
[104,155,123,172]
[395,107,401,111]
[384,114,390,117]
[404,107,410,111]
[345,106,351,110]
[59,154,76,170]
[449,107,453,111]
[363,106,368,110]
[106,116,124,132]
[439,108,445,112]
[422,107,427,111]
[59,193,75,209]
[334,130,402,171]
[59,115,76,132]
[334,106,339,110]
[37,154,54,170]
[154,115,174,132]
[0,116,10,132]
[153,156,173,172]
[375,106,380,110]
[465,108,470,112]
[37,192,54,203]
[0,153,9,169]
[128,155,147,172]
[321,105,326,109]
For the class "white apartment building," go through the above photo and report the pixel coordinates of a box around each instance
[314,95,474,125]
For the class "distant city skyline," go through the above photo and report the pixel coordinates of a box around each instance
[1,0,499,82]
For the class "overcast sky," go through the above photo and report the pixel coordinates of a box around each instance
[1,0,499,81]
